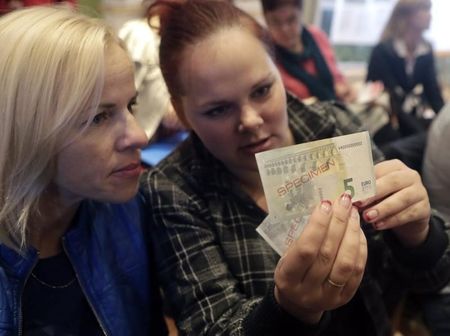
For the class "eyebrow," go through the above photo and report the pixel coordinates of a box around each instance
[198,74,275,109]
[98,103,116,109]
[98,94,138,109]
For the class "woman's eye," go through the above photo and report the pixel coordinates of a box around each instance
[127,99,138,114]
[252,84,272,99]
[204,105,230,117]
[92,111,111,125]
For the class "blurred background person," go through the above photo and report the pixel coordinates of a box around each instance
[422,103,450,222]
[119,0,184,144]
[261,0,356,104]
[366,0,444,137]
[420,102,450,336]
[261,0,427,172]
[0,0,75,15]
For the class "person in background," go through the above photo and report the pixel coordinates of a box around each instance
[261,0,419,171]
[422,102,450,222]
[142,0,450,335]
[366,0,444,136]
[260,0,356,103]
[119,0,184,143]
[419,102,450,336]
[0,0,74,15]
[0,6,167,335]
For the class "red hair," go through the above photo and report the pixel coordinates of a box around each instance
[147,0,273,106]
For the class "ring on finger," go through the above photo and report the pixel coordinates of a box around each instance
[327,278,345,288]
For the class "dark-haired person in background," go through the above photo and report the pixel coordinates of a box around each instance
[261,0,356,104]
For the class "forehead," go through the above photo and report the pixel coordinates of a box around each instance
[265,4,300,18]
[104,44,133,80]
[102,44,135,98]
[179,28,274,94]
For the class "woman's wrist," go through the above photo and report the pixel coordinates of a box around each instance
[393,220,430,247]
[274,286,324,324]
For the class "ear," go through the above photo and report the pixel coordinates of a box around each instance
[171,97,191,129]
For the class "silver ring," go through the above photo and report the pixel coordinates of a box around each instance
[327,278,345,288]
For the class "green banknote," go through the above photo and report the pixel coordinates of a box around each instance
[255,131,376,255]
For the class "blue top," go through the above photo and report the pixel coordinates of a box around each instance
[0,197,167,336]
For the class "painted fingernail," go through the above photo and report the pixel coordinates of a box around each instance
[374,221,385,229]
[320,200,332,214]
[340,193,351,208]
[353,201,362,208]
[351,207,359,219]
[364,209,378,221]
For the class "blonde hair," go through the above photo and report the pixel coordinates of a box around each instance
[0,6,121,249]
[380,0,431,41]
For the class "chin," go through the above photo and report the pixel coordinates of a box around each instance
[100,185,139,204]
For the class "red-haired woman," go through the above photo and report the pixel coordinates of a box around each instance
[142,1,450,335]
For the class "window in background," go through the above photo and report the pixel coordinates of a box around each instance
[315,0,450,63]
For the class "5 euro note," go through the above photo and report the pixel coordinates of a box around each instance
[255,131,376,256]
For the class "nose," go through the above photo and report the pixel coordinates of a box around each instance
[238,104,263,133]
[279,22,291,35]
[116,112,149,151]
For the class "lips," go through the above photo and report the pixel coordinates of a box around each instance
[240,136,272,154]
[112,162,143,178]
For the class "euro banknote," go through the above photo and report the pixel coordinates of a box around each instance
[255,131,376,255]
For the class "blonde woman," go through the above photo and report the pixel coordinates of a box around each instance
[0,6,167,335]
[367,0,444,135]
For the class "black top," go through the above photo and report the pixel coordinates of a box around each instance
[22,253,103,336]
[366,39,444,114]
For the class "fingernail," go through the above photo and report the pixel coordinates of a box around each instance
[340,193,351,208]
[374,221,385,229]
[351,207,359,219]
[353,201,362,208]
[364,209,378,221]
[320,200,332,214]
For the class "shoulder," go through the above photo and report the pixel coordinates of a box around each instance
[118,19,155,43]
[422,38,434,52]
[147,137,197,182]
[419,41,436,60]
[304,25,333,49]
[78,199,142,231]
[305,25,329,41]
[286,93,350,140]
[118,19,159,62]
[142,136,212,198]
[368,41,397,70]
[428,104,450,143]
[371,40,394,55]
[287,92,348,122]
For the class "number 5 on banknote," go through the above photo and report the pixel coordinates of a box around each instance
[255,131,376,255]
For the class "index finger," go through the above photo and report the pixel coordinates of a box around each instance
[277,200,333,281]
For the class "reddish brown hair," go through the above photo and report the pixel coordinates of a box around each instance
[148,0,273,105]
[260,0,303,13]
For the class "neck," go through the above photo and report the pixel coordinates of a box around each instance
[29,191,80,258]
[237,170,268,213]
[403,29,423,53]
[291,27,304,53]
[291,43,303,54]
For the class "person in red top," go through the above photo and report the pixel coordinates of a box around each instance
[261,0,355,103]
[0,0,75,15]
